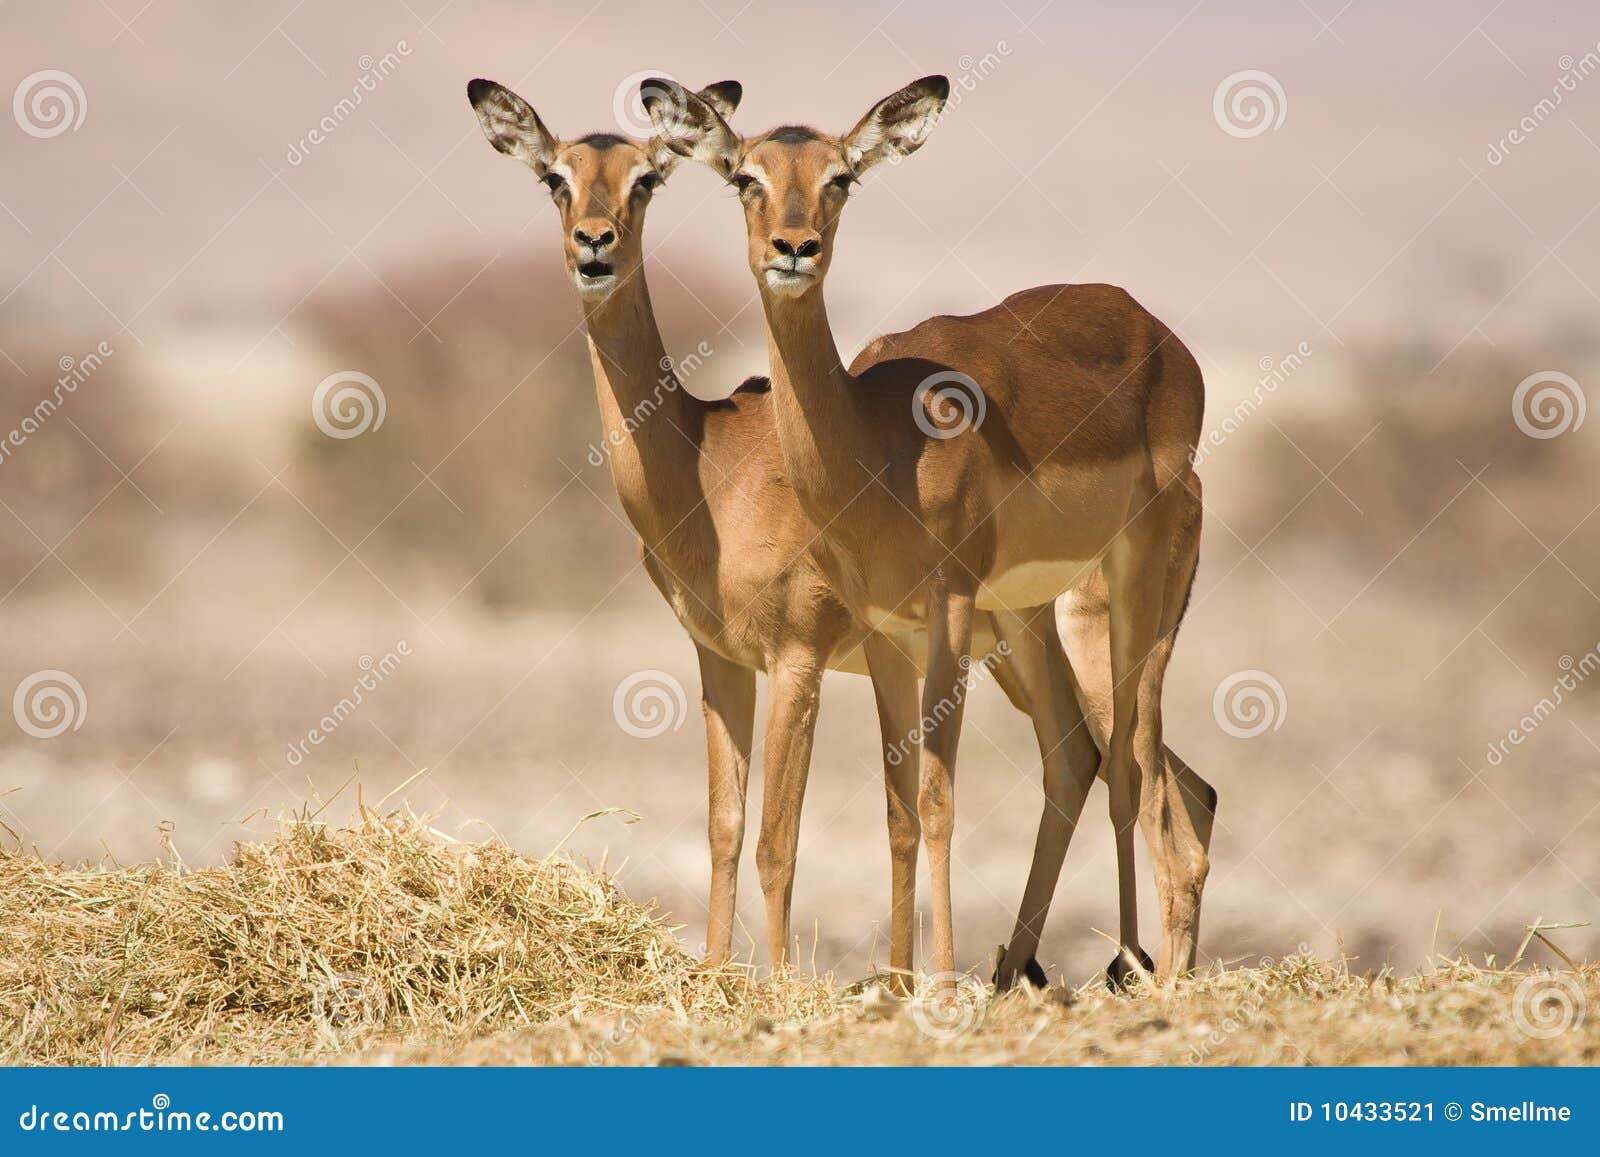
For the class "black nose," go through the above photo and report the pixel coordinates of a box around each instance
[772,237,820,258]
[574,227,615,248]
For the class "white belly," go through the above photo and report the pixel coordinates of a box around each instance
[978,558,1097,610]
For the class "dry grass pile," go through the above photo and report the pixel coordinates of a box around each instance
[0,809,830,1065]
[2,808,1593,1066]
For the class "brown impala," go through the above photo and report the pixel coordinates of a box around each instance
[646,75,1215,985]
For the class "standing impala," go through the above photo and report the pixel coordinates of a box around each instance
[646,76,1214,983]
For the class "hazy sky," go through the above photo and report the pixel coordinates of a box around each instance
[3,0,1598,383]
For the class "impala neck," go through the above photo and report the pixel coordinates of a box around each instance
[761,286,876,519]
[581,271,705,544]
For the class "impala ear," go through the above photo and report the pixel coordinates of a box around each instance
[467,78,558,174]
[695,80,743,122]
[843,75,949,174]
[642,76,741,179]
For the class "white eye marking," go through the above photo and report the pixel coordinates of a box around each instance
[737,161,770,191]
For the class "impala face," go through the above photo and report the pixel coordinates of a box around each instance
[643,75,949,299]
[468,78,742,302]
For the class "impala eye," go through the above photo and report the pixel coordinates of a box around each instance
[731,172,757,193]
[829,173,854,193]
[542,172,566,195]
[634,172,662,194]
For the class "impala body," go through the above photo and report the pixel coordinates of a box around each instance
[649,75,1215,983]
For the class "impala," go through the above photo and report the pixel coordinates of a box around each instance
[646,76,1214,983]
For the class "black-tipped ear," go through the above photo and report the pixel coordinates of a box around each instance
[642,77,741,178]
[843,74,949,173]
[467,77,558,173]
[695,80,743,122]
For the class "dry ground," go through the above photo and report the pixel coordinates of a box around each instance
[2,811,1592,1067]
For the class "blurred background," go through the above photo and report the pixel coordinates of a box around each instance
[2,0,1598,982]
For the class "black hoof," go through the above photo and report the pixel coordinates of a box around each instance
[1105,946,1155,991]
[991,945,1049,991]
[1023,955,1048,988]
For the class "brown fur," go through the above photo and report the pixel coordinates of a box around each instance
[648,75,1218,982]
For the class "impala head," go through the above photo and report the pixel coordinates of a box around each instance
[643,75,948,299]
[467,77,742,302]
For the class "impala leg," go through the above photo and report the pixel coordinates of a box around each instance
[1102,500,1174,986]
[920,573,976,986]
[989,604,1101,991]
[1057,481,1216,983]
[754,651,824,972]
[696,644,757,965]
[863,633,922,996]
[1139,474,1212,978]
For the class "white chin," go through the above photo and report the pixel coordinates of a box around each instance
[575,273,617,300]
[763,270,814,297]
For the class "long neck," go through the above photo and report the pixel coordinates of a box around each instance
[581,271,706,544]
[761,286,878,520]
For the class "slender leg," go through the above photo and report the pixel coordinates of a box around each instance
[919,572,976,984]
[754,650,825,972]
[1139,474,1211,977]
[696,644,756,965]
[863,632,922,995]
[989,605,1102,990]
[1057,473,1216,981]
[1101,492,1174,981]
